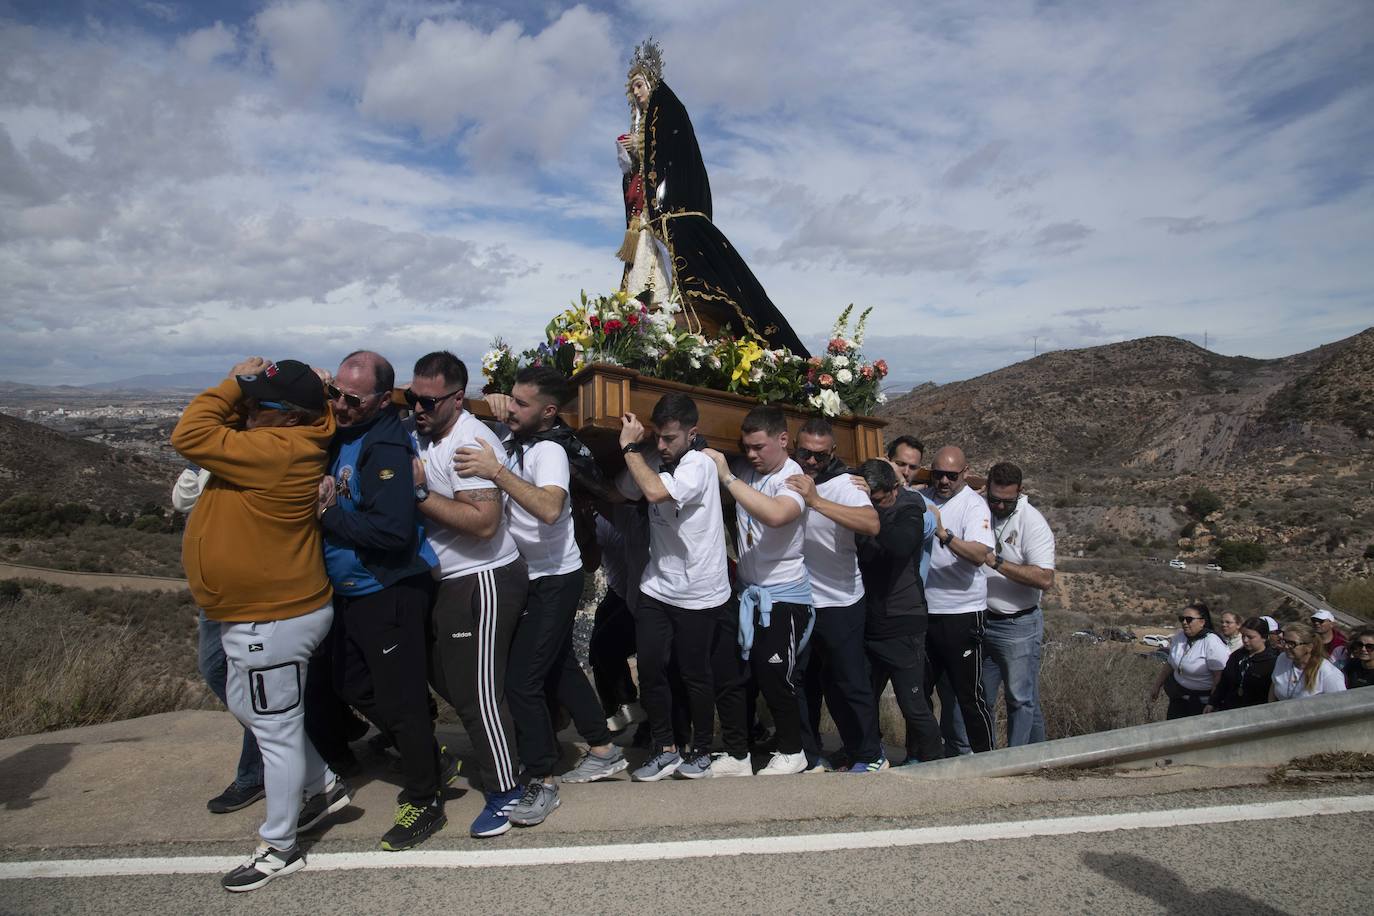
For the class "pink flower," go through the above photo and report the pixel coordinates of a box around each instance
[874,359,888,377]
[828,337,847,354]
[818,373,834,388]
[861,365,875,379]
[808,355,824,367]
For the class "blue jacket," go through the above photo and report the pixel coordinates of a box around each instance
[321,407,434,596]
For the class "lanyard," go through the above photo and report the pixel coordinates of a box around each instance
[739,467,782,549]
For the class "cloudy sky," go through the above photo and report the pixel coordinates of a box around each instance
[2,0,1371,391]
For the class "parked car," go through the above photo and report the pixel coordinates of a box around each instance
[1142,634,1170,648]
[1168,559,1186,570]
[1206,563,1222,572]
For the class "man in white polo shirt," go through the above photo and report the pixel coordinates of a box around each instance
[784,417,885,773]
[923,446,996,754]
[704,404,813,777]
[981,462,1056,748]
[455,366,625,827]
[407,351,528,839]
[616,394,736,781]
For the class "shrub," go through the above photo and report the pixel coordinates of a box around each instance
[1330,578,1374,616]
[0,495,92,536]
[1215,540,1267,570]
[1186,487,1222,520]
[1039,642,1162,740]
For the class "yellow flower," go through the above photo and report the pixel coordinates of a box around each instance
[732,340,765,385]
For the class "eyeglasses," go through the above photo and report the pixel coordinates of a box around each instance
[795,447,832,463]
[1351,642,1374,653]
[1178,616,1204,624]
[930,468,962,481]
[404,388,461,412]
[1280,638,1308,649]
[326,384,382,409]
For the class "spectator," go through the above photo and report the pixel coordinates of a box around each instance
[1270,622,1346,700]
[1217,611,1243,653]
[1150,602,1228,719]
[886,435,926,491]
[1342,626,1374,690]
[1310,610,1348,666]
[171,357,340,892]
[981,461,1055,748]
[1205,617,1279,712]
[1261,616,1284,652]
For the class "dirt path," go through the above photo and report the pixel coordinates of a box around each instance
[0,561,187,592]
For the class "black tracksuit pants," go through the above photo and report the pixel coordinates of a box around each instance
[428,559,527,794]
[506,569,612,779]
[334,574,440,805]
[636,594,733,753]
[923,611,994,754]
[745,600,811,756]
[588,589,637,716]
[798,599,882,765]
[868,624,945,763]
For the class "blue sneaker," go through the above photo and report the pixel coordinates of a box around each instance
[846,754,890,774]
[470,786,522,838]
[631,749,682,782]
[675,750,712,779]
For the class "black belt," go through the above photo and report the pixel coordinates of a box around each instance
[987,605,1039,620]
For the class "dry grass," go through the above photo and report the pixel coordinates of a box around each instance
[1039,640,1163,740]
[0,580,212,738]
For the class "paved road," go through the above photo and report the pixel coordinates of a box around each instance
[0,561,187,592]
[1218,569,1366,627]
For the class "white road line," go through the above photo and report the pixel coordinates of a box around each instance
[3,794,1372,880]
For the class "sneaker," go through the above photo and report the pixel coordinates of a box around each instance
[297,776,352,833]
[631,749,683,782]
[222,843,304,893]
[846,755,891,774]
[803,757,832,775]
[707,753,754,778]
[380,799,447,851]
[207,782,265,814]
[758,751,807,776]
[606,704,634,733]
[509,780,560,827]
[675,750,712,779]
[471,786,523,838]
[560,746,628,783]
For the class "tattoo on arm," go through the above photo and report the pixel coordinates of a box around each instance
[468,489,500,502]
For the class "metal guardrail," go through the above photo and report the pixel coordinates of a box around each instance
[897,688,1374,779]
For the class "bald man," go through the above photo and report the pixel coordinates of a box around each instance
[922,447,996,754]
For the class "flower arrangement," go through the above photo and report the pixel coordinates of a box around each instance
[481,295,886,418]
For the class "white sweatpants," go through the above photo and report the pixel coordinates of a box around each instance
[220,603,335,851]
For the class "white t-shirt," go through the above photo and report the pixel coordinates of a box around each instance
[413,411,519,579]
[501,437,582,579]
[923,485,995,616]
[617,450,730,609]
[1271,655,1348,700]
[802,475,868,608]
[985,495,1056,614]
[1167,631,1230,691]
[732,457,807,588]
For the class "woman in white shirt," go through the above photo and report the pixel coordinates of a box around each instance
[1270,622,1347,701]
[1150,602,1230,719]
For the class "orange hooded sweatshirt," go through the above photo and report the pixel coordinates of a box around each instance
[171,378,336,622]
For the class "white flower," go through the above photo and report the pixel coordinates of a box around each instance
[808,389,845,417]
[831,355,849,368]
[707,355,721,369]
[836,368,853,384]
[689,357,701,369]
[876,391,888,404]
[750,366,763,382]
[480,349,504,371]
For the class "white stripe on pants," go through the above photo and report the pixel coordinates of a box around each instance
[221,603,335,851]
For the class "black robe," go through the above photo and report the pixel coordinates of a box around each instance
[626,81,809,357]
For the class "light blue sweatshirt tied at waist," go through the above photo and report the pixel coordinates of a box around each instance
[737,577,815,660]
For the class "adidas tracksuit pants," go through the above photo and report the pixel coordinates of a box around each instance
[744,600,811,755]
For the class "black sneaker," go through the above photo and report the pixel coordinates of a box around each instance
[298,776,352,833]
[207,782,265,814]
[380,800,447,851]
[222,844,304,892]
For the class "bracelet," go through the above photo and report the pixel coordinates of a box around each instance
[723,474,737,487]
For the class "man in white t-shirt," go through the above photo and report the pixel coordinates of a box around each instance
[703,405,813,777]
[616,393,736,781]
[981,462,1056,748]
[784,417,885,772]
[923,446,996,754]
[455,367,625,826]
[407,351,528,839]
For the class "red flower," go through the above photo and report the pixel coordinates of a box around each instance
[588,315,601,328]
[819,373,835,388]
[874,359,888,377]
[603,319,624,333]
[828,337,847,354]
[627,312,639,326]
[861,365,875,379]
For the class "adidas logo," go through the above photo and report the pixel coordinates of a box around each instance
[451,631,474,639]
[767,653,783,664]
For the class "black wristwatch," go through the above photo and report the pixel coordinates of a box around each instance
[992,554,1003,571]
[414,481,430,503]
[622,441,646,455]
[939,529,955,548]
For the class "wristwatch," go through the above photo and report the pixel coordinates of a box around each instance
[622,441,646,454]
[939,529,955,548]
[414,481,430,503]
[992,554,1003,571]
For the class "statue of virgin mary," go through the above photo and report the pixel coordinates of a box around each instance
[616,40,808,357]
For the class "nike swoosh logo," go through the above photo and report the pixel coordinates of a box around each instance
[383,644,399,655]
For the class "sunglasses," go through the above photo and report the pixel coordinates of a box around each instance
[987,495,1017,507]
[1178,616,1204,624]
[795,447,832,463]
[404,388,461,412]
[326,384,382,409]
[1351,642,1374,653]
[930,468,962,481]
[1309,617,1330,624]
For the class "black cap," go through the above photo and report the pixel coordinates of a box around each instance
[235,359,325,411]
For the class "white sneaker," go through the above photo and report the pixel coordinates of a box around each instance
[759,751,807,776]
[606,704,633,733]
[707,753,753,778]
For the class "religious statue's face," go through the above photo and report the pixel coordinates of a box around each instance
[631,75,651,108]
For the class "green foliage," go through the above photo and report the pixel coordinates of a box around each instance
[1185,487,1222,520]
[1215,540,1267,570]
[1330,578,1374,616]
[0,495,92,536]
[131,515,165,533]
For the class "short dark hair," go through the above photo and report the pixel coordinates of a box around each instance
[886,435,924,459]
[413,351,468,391]
[515,366,573,408]
[859,458,898,493]
[342,350,395,395]
[1242,616,1270,637]
[651,393,698,428]
[799,416,834,439]
[987,462,1023,488]
[741,404,787,436]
